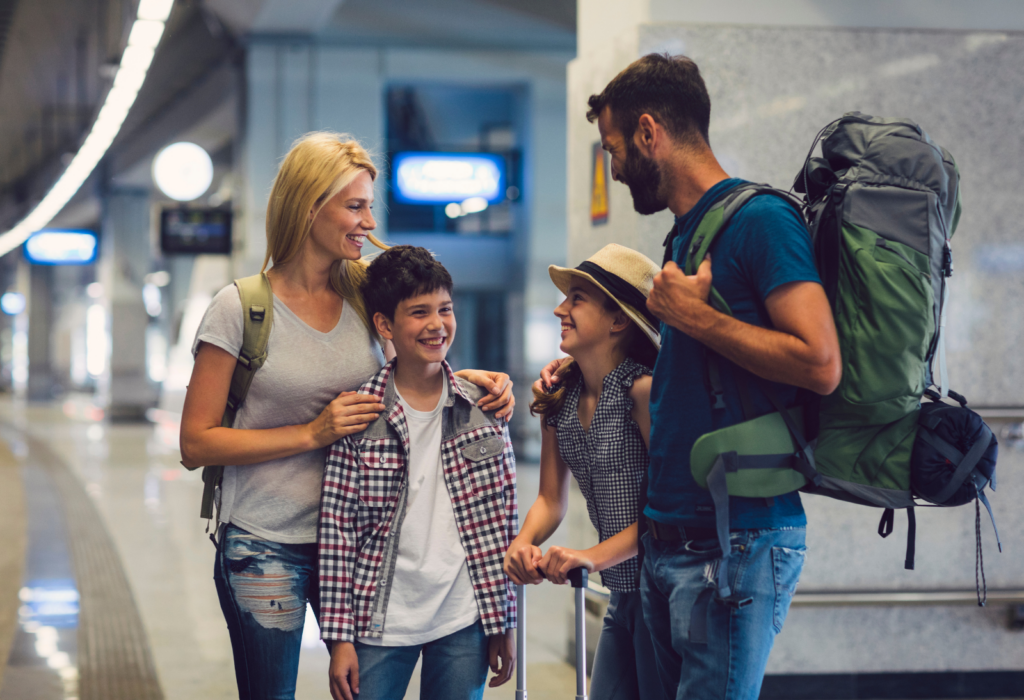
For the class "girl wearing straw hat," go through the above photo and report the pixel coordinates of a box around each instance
[504,244,665,700]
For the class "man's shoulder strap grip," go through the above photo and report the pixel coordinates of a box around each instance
[682,184,805,317]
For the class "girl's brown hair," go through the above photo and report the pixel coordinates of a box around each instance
[530,287,658,421]
[263,132,388,332]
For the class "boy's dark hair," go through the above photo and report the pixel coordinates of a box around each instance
[586,53,711,148]
[363,245,453,320]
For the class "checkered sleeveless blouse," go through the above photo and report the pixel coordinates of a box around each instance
[546,358,651,592]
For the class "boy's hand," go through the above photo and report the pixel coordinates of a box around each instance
[328,642,359,700]
[538,546,595,585]
[454,369,515,419]
[504,537,544,585]
[488,630,516,687]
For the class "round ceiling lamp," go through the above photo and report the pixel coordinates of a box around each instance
[152,142,213,201]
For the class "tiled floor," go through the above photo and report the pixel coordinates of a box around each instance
[2,396,1018,700]
[0,396,580,700]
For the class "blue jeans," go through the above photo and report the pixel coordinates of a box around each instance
[591,590,667,700]
[214,523,322,700]
[640,527,806,700]
[354,621,489,700]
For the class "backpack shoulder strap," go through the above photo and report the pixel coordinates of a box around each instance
[228,272,274,413]
[684,184,804,278]
[679,183,803,316]
[200,272,274,521]
[689,185,807,417]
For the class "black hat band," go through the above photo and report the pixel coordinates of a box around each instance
[576,261,658,327]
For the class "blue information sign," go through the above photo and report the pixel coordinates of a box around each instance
[24,229,98,265]
[392,152,506,204]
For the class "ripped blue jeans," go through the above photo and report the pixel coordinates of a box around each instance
[214,523,322,700]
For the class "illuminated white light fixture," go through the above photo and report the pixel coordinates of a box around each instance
[144,270,171,287]
[152,142,213,201]
[86,304,107,377]
[0,0,174,259]
[460,197,488,214]
[142,283,162,317]
[0,292,26,315]
[443,197,490,219]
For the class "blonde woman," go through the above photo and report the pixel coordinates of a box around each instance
[180,132,514,700]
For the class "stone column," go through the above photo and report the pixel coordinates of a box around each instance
[26,265,54,401]
[100,188,159,420]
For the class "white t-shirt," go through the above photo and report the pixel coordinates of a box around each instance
[360,379,480,646]
[192,284,384,543]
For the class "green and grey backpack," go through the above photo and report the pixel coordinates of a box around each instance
[681,113,1000,622]
[185,273,273,524]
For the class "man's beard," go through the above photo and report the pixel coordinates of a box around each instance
[621,139,668,215]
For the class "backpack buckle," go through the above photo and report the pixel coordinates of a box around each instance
[236,351,252,369]
[250,305,266,322]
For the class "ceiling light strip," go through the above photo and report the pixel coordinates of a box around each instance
[0,0,175,258]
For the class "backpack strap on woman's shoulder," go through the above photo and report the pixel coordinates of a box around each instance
[200,272,274,524]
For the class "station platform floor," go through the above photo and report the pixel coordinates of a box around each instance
[0,395,580,700]
[0,395,1017,700]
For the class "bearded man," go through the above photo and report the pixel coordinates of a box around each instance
[547,54,842,700]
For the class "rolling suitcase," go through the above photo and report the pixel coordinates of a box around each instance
[516,567,607,700]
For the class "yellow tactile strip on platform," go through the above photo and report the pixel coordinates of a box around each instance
[26,434,164,700]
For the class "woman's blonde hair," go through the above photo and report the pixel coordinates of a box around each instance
[263,131,388,332]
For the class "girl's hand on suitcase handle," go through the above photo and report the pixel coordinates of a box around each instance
[328,642,359,700]
[504,538,545,585]
[487,629,516,687]
[538,546,595,585]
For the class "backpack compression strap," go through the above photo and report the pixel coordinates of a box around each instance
[200,272,274,521]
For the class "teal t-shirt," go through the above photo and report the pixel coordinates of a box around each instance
[645,179,821,529]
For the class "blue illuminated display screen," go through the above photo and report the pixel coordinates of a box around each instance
[24,229,98,265]
[160,208,232,255]
[392,152,506,204]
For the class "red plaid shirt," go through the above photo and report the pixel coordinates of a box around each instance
[318,360,517,642]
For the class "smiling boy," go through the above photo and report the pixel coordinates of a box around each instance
[318,245,517,700]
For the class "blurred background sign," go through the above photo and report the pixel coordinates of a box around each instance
[23,230,98,266]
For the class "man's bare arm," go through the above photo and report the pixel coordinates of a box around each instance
[647,259,841,395]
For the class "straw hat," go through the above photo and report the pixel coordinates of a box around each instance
[548,243,662,350]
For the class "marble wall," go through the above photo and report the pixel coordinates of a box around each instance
[567,23,1024,674]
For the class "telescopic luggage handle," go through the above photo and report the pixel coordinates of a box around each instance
[516,582,526,700]
[568,567,589,700]
[515,567,592,700]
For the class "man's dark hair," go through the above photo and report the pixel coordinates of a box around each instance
[587,53,711,147]
[363,245,453,321]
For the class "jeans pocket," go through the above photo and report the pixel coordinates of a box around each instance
[771,546,805,633]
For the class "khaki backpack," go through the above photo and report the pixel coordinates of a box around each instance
[189,273,273,521]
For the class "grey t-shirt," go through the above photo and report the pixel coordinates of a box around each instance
[192,284,385,543]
